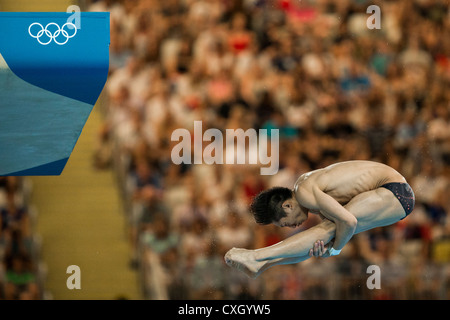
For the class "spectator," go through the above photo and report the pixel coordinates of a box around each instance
[216,210,252,254]
[3,253,39,300]
[187,240,228,299]
[0,190,31,247]
[140,213,179,266]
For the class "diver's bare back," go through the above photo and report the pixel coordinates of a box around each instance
[294,160,407,205]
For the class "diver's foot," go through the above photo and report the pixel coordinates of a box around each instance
[224,248,263,279]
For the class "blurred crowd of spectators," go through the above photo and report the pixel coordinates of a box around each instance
[90,0,450,299]
[0,177,45,300]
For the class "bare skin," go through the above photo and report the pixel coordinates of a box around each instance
[225,160,410,278]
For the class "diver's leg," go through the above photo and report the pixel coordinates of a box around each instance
[225,220,336,278]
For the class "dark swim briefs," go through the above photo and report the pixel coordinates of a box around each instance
[380,182,415,219]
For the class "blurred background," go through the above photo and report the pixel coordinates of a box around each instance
[0,0,449,300]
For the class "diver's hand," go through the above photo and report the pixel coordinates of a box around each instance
[309,240,332,258]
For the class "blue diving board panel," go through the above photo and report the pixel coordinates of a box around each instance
[0,12,109,176]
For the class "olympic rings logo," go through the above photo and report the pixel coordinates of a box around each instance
[28,22,77,45]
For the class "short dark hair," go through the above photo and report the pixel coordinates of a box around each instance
[249,187,293,225]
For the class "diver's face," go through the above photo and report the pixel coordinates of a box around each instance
[273,199,308,228]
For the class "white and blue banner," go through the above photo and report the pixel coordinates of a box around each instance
[0,12,109,175]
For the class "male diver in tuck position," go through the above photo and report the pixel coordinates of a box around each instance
[225,160,415,278]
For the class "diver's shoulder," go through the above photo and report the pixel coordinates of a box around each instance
[295,168,324,185]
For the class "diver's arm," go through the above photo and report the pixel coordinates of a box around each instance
[311,186,357,252]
